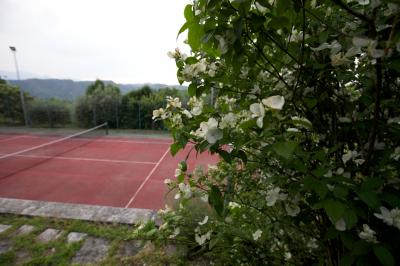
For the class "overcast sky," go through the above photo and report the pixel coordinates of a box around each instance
[0,0,190,84]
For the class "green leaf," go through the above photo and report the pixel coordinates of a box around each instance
[209,237,219,249]
[357,190,380,210]
[209,185,224,216]
[276,0,291,15]
[321,198,345,222]
[184,4,194,21]
[188,22,204,51]
[272,141,298,159]
[343,208,358,229]
[381,193,400,208]
[339,255,355,266]
[351,241,371,256]
[188,83,197,97]
[232,149,247,164]
[177,22,189,38]
[373,245,395,266]
[145,228,158,237]
[179,161,187,171]
[304,177,328,199]
[170,142,183,156]
[333,186,349,199]
[219,150,232,163]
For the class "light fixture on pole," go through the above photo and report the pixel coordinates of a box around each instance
[9,46,29,126]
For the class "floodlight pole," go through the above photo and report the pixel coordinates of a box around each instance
[9,46,29,126]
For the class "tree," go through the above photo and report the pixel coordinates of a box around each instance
[29,98,71,127]
[144,1,400,265]
[75,80,121,128]
[0,79,32,125]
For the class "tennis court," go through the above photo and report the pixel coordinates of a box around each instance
[0,126,218,210]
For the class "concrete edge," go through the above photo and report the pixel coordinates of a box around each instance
[0,197,157,225]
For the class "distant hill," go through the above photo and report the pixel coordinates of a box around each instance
[6,79,186,101]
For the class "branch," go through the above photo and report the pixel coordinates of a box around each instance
[332,0,372,23]
[364,57,382,171]
[304,8,350,37]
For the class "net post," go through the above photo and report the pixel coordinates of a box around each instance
[105,122,109,135]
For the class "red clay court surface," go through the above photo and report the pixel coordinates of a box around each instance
[0,133,218,210]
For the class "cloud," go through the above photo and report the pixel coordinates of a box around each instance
[0,0,189,84]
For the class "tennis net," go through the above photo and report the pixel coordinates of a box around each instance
[0,123,108,180]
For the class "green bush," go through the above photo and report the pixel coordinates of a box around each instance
[0,79,32,125]
[142,1,400,265]
[28,99,71,127]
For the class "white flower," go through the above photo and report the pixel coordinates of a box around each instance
[178,183,192,199]
[288,28,309,43]
[208,62,218,77]
[374,207,400,230]
[310,40,341,54]
[188,96,204,116]
[228,202,241,209]
[284,251,292,261]
[167,48,187,60]
[166,96,182,109]
[338,117,351,123]
[356,0,369,5]
[195,118,223,144]
[336,168,344,175]
[391,147,400,161]
[167,51,176,59]
[200,194,209,202]
[345,46,362,58]
[192,105,203,116]
[220,113,237,129]
[335,218,346,231]
[159,222,168,230]
[171,114,183,128]
[169,227,180,238]
[354,159,365,166]
[199,216,209,225]
[342,150,358,164]
[250,102,265,128]
[306,238,318,249]
[175,168,183,178]
[266,187,287,206]
[324,170,333,178]
[164,178,172,184]
[367,40,385,58]
[384,3,400,16]
[252,229,262,241]
[152,108,165,120]
[262,95,285,110]
[182,109,192,118]
[330,53,351,66]
[291,116,312,128]
[215,35,228,54]
[285,203,300,217]
[255,2,268,14]
[388,117,400,124]
[359,224,379,243]
[352,37,371,47]
[327,184,335,191]
[195,230,212,245]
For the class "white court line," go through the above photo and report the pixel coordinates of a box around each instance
[94,139,172,145]
[0,124,106,160]
[124,146,171,208]
[0,153,157,165]
[0,135,25,142]
[21,135,173,145]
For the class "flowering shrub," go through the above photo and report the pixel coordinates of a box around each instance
[146,0,400,265]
